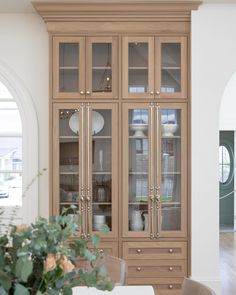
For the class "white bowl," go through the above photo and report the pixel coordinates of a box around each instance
[130,124,148,137]
[161,124,178,136]
[94,215,105,223]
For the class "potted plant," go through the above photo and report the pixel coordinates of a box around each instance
[0,206,113,295]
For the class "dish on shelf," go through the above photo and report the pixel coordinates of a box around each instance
[130,123,148,137]
[69,111,104,135]
[161,123,178,136]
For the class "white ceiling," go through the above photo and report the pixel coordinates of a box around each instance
[0,0,236,13]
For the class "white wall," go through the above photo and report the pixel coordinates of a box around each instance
[0,14,49,218]
[192,4,236,294]
[1,4,236,294]
[220,72,236,130]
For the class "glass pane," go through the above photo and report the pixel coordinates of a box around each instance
[128,109,149,232]
[0,81,13,99]
[59,109,79,211]
[59,43,79,92]
[161,109,181,231]
[0,137,22,171]
[92,43,112,93]
[161,43,181,93]
[92,109,112,231]
[0,106,22,134]
[128,43,148,93]
[222,146,230,164]
[0,173,22,206]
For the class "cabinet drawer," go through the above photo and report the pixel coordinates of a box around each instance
[123,242,187,260]
[127,278,183,295]
[91,241,119,256]
[127,260,187,278]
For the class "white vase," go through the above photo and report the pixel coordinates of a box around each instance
[130,210,143,231]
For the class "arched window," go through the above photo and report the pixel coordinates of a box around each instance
[0,81,22,206]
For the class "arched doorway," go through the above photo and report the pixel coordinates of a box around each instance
[219,71,236,232]
[0,62,39,226]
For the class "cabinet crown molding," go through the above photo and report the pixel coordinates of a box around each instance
[33,1,201,24]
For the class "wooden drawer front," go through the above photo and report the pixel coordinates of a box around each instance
[127,260,187,278]
[154,284,182,295]
[93,241,119,256]
[127,278,183,295]
[123,242,187,260]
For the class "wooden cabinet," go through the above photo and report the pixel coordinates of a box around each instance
[34,1,200,294]
[122,36,187,99]
[53,36,118,99]
[52,102,118,238]
[122,103,187,238]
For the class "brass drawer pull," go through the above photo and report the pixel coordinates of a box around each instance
[169,266,173,271]
[168,285,173,289]
[136,249,142,253]
[99,249,104,253]
[136,267,141,272]
[168,248,173,253]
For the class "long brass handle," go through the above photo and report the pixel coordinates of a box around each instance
[80,104,86,238]
[155,104,161,239]
[149,103,155,239]
[86,104,92,237]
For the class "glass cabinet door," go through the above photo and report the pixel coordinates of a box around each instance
[53,103,86,236]
[155,37,187,99]
[123,103,154,237]
[157,104,187,237]
[122,37,154,99]
[86,37,118,99]
[53,37,85,99]
[87,103,118,238]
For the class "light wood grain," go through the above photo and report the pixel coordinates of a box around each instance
[220,232,236,295]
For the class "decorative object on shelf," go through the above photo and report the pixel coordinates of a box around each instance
[130,123,148,137]
[99,149,104,171]
[96,43,112,92]
[69,111,104,135]
[161,123,178,137]
[94,214,106,231]
[161,176,174,201]
[0,207,113,295]
[130,209,143,231]
[97,187,106,202]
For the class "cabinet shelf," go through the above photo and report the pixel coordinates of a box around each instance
[128,67,148,70]
[59,172,79,175]
[129,172,148,175]
[92,202,112,205]
[129,202,148,205]
[59,66,79,70]
[129,136,148,139]
[161,201,181,206]
[59,136,79,139]
[161,172,181,175]
[93,172,112,175]
[60,202,79,205]
[92,66,112,70]
[92,136,112,139]
[162,66,181,70]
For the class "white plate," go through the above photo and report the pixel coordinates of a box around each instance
[69,111,104,135]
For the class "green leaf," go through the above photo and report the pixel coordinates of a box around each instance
[91,234,100,247]
[97,265,107,277]
[47,289,60,295]
[99,224,110,234]
[62,286,72,295]
[15,258,33,282]
[84,249,96,262]
[0,270,12,291]
[14,284,30,295]
[0,286,8,295]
